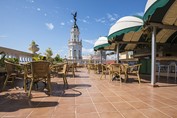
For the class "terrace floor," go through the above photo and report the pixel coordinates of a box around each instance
[0,67,177,118]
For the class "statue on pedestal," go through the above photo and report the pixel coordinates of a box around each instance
[71,12,77,27]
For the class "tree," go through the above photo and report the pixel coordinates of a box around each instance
[54,54,63,63]
[44,48,53,62]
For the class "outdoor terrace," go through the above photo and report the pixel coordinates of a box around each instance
[0,67,177,118]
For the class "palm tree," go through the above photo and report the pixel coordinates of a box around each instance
[44,48,53,62]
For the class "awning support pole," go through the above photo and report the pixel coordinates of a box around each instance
[100,50,102,63]
[116,43,119,63]
[151,26,156,86]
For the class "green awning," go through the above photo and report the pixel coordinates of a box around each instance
[143,0,170,22]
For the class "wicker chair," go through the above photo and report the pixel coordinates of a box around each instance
[100,64,108,80]
[58,63,68,88]
[25,61,51,97]
[2,60,20,90]
[126,64,142,83]
[109,63,122,82]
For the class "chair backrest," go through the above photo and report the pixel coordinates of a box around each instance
[110,63,121,73]
[97,64,102,71]
[4,60,16,75]
[128,64,142,73]
[31,61,50,78]
[101,64,107,72]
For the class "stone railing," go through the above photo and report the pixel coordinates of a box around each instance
[0,46,33,63]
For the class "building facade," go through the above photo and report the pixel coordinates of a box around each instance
[68,12,82,63]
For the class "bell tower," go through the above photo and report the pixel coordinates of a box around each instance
[68,12,82,62]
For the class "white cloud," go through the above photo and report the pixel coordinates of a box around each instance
[26,0,34,3]
[95,17,106,23]
[107,13,118,22]
[82,19,88,23]
[82,48,94,54]
[45,23,54,30]
[83,39,96,45]
[60,22,65,26]
[70,20,73,23]
[136,12,144,16]
[37,8,40,11]
[83,20,87,23]
[86,16,90,19]
[44,13,47,16]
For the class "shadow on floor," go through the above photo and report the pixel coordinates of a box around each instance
[0,92,58,112]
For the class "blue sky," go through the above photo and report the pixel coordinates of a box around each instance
[0,0,147,58]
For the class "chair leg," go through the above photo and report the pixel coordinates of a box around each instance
[24,78,27,92]
[62,74,66,85]
[100,73,103,80]
[64,76,68,89]
[3,75,9,90]
[109,73,112,81]
[11,76,15,87]
[28,79,34,97]
[47,77,51,95]
[137,74,141,83]
[119,74,122,83]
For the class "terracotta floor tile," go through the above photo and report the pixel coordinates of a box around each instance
[120,95,140,102]
[112,102,135,111]
[120,109,147,118]
[59,99,75,105]
[128,101,152,109]
[101,92,117,97]
[99,112,124,118]
[89,92,104,97]
[51,113,75,118]
[157,107,177,117]
[106,96,124,103]
[143,100,168,108]
[140,108,170,118]
[91,97,109,103]
[76,104,97,114]
[75,97,92,105]
[77,112,99,118]
[95,103,117,113]
[29,107,54,117]
[53,105,75,114]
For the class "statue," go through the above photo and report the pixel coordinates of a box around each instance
[71,12,77,24]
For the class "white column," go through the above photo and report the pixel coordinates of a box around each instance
[151,26,157,86]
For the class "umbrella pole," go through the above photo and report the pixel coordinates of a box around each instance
[116,43,119,63]
[100,50,102,63]
[151,26,157,86]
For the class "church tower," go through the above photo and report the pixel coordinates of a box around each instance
[68,12,82,62]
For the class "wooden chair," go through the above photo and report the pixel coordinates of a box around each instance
[127,64,141,83]
[2,60,19,90]
[24,61,51,97]
[73,62,77,72]
[109,63,122,82]
[96,64,102,74]
[100,64,108,80]
[57,63,68,88]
